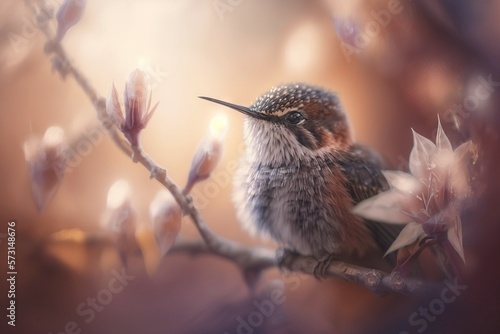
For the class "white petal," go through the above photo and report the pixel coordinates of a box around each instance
[382,171,421,194]
[409,129,437,179]
[447,216,465,264]
[385,222,424,256]
[434,149,455,170]
[352,189,414,224]
[436,116,453,152]
[454,141,473,162]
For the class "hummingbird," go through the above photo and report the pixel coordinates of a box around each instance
[199,83,400,273]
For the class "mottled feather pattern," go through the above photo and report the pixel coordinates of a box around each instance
[250,83,353,149]
[253,84,340,117]
[233,150,378,258]
[339,144,403,259]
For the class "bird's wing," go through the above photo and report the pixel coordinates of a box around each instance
[336,144,402,261]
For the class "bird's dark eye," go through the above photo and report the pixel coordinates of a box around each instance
[286,111,305,125]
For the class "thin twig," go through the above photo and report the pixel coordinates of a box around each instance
[170,239,436,296]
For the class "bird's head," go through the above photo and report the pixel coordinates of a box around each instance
[200,83,353,166]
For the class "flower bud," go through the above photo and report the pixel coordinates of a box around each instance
[106,69,158,146]
[23,126,66,211]
[56,0,87,41]
[149,190,182,256]
[183,114,227,194]
[104,180,140,266]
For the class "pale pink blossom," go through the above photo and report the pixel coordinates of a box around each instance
[353,118,474,262]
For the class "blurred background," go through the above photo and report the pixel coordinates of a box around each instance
[1,0,499,333]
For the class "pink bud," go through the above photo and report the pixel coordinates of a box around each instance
[23,126,66,211]
[104,180,142,267]
[107,69,158,146]
[56,0,87,42]
[183,139,223,195]
[124,70,148,124]
[105,180,136,239]
[333,17,361,49]
[183,115,227,194]
[149,190,182,256]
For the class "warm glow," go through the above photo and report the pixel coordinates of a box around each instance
[138,57,152,72]
[283,21,325,73]
[51,228,87,242]
[209,113,228,140]
[149,189,174,219]
[43,126,65,147]
[106,179,131,209]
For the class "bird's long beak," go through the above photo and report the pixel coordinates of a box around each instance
[198,96,270,121]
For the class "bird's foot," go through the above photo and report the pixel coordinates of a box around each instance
[313,253,338,280]
[275,248,301,273]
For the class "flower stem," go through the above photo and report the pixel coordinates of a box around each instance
[441,239,465,283]
[433,241,464,283]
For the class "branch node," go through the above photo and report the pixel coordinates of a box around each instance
[150,166,166,180]
[94,98,106,111]
[274,248,299,270]
[131,151,139,163]
[51,56,70,79]
[44,40,57,54]
[390,271,406,291]
[365,270,383,288]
